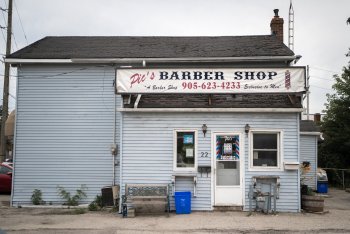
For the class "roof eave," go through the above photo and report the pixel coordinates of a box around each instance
[6,55,297,65]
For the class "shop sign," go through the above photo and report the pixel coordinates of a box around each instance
[116,68,306,94]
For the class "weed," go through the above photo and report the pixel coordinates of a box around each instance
[31,189,44,205]
[88,202,98,211]
[88,194,105,211]
[57,185,87,206]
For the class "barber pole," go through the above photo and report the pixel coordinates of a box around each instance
[285,70,291,89]
[216,136,221,159]
[234,137,240,159]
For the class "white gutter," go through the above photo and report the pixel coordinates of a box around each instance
[117,108,304,113]
[6,55,298,64]
[300,131,321,135]
[6,59,72,64]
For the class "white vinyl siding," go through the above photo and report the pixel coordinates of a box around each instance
[12,64,300,212]
[122,112,299,212]
[300,135,318,189]
[12,65,121,205]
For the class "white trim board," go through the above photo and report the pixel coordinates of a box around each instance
[117,108,304,113]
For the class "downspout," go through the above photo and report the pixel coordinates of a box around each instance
[297,113,301,212]
[118,110,123,213]
[112,68,116,186]
[315,136,318,190]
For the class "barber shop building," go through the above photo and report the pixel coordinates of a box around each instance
[7,10,319,213]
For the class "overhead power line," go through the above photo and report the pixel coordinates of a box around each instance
[310,75,335,81]
[11,31,18,49]
[0,27,6,43]
[14,0,27,44]
[311,84,333,91]
[309,66,339,74]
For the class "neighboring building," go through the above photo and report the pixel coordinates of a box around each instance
[7,10,311,212]
[300,120,321,189]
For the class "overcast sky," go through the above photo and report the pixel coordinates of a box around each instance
[1,0,350,114]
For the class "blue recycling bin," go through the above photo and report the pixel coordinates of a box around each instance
[175,191,191,214]
[317,180,328,193]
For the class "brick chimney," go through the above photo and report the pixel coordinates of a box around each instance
[270,9,284,43]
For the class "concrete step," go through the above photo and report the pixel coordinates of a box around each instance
[213,206,243,212]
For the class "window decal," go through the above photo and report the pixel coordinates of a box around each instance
[216,135,240,160]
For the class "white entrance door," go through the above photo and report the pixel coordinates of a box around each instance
[213,133,243,206]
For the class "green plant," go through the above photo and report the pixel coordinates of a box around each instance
[88,202,98,211]
[88,194,104,211]
[31,189,44,205]
[94,194,104,208]
[57,185,87,206]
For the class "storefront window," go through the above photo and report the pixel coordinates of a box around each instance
[251,132,280,168]
[175,131,196,169]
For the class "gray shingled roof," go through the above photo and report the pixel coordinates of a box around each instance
[300,120,321,132]
[8,35,294,59]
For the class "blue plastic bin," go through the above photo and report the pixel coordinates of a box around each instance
[175,191,191,214]
[317,181,328,193]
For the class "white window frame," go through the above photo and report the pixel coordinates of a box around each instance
[249,129,284,171]
[173,129,198,172]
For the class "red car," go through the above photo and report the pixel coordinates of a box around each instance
[0,163,13,193]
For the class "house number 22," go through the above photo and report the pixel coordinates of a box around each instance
[200,152,209,158]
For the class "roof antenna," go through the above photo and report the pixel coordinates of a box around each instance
[288,0,295,51]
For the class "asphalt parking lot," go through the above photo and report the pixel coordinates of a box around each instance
[1,188,350,234]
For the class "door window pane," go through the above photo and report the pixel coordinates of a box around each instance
[216,161,240,186]
[216,135,240,160]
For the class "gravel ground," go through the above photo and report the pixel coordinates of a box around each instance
[1,188,350,234]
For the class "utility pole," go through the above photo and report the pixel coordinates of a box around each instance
[0,0,12,163]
